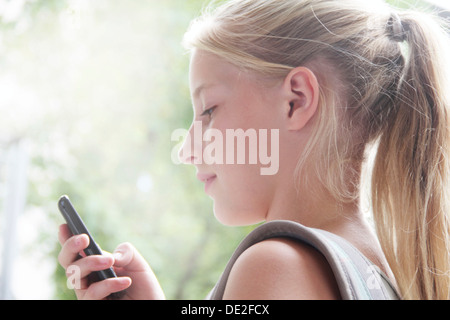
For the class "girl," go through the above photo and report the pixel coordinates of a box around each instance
[58,0,450,300]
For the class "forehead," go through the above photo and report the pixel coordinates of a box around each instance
[189,50,243,98]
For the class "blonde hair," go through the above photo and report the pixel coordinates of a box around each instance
[183,0,450,300]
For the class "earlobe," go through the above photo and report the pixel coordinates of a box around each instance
[284,67,320,131]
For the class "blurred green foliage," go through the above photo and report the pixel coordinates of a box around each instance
[0,0,254,300]
[0,0,437,300]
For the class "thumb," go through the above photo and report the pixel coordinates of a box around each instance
[112,242,151,272]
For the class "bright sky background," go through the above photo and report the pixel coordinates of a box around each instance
[427,0,450,10]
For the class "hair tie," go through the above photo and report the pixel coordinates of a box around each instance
[387,13,407,42]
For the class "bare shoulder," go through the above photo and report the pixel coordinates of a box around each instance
[222,238,341,300]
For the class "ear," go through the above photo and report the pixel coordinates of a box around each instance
[283,67,319,131]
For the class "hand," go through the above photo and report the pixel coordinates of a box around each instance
[58,224,165,300]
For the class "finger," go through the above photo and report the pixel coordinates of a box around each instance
[58,224,72,245]
[81,277,132,300]
[112,242,149,272]
[67,254,114,279]
[58,234,90,269]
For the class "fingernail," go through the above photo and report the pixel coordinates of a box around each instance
[118,277,131,285]
[113,252,122,261]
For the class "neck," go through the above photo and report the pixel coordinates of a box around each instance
[265,171,364,234]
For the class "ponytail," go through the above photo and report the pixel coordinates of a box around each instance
[184,0,450,300]
[371,12,450,300]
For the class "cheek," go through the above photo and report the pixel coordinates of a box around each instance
[204,93,280,226]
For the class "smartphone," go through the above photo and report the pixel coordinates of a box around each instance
[58,195,125,299]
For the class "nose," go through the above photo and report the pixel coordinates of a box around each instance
[178,121,203,165]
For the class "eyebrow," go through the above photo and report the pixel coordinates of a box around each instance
[192,83,217,100]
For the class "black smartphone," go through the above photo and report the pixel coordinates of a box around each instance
[58,195,125,299]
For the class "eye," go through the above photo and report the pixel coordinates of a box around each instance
[201,106,217,118]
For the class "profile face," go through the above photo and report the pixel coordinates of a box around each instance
[181,49,283,226]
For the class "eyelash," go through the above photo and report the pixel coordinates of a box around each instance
[201,106,217,118]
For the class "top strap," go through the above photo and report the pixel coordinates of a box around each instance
[207,220,400,300]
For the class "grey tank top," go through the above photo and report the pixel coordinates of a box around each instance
[206,220,400,300]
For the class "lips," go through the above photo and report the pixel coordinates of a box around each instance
[196,173,216,182]
[196,173,217,193]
